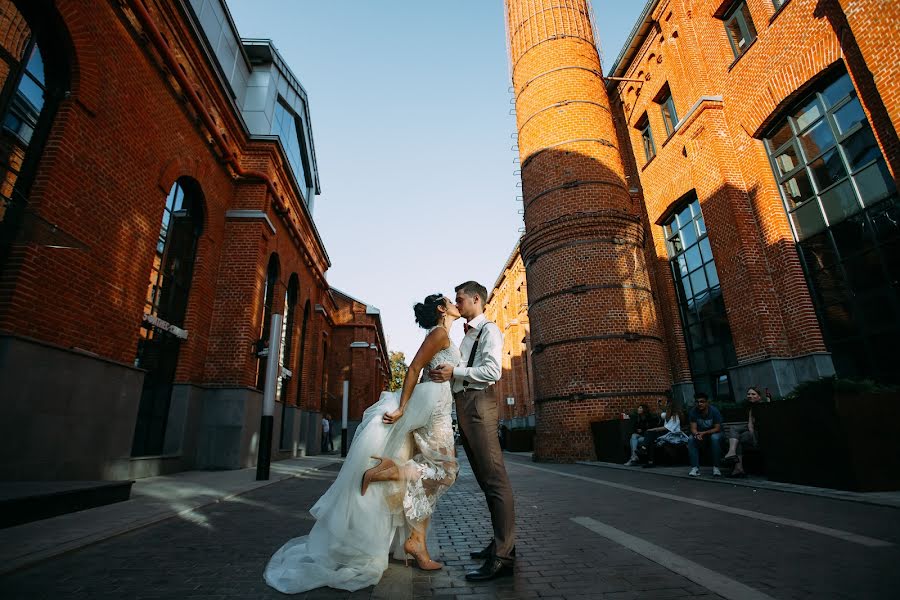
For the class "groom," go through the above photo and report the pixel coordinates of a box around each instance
[430,280,515,581]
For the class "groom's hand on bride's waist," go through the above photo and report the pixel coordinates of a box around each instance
[429,364,453,383]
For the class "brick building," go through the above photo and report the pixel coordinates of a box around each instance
[0,0,387,480]
[323,289,389,447]
[484,239,536,429]
[503,0,899,460]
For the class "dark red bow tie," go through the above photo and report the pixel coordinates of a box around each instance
[463,323,471,334]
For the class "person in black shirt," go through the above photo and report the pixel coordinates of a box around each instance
[624,404,660,466]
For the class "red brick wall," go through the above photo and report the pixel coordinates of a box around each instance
[0,1,386,441]
[506,0,671,461]
[503,0,899,460]
[485,245,535,421]
[326,292,389,423]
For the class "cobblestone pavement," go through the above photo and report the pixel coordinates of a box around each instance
[2,453,899,599]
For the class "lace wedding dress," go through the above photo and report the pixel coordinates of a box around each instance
[264,331,460,594]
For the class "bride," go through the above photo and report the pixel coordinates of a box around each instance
[264,293,462,594]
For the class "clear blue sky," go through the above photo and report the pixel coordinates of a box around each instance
[226,1,644,360]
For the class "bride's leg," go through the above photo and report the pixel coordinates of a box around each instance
[404,519,441,570]
[361,457,400,495]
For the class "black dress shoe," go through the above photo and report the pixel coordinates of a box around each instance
[470,543,492,560]
[470,544,516,559]
[465,558,514,581]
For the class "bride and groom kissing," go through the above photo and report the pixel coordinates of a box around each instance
[264,281,516,593]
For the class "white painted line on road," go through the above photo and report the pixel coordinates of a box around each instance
[512,462,892,548]
[573,516,776,600]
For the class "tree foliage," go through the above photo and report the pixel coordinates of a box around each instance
[388,351,407,391]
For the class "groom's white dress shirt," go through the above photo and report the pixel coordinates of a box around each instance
[452,313,503,394]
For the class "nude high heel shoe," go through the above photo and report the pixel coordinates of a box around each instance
[360,456,396,496]
[403,538,442,571]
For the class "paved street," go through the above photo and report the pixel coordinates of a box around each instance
[2,453,899,599]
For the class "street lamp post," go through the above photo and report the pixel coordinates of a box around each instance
[341,380,349,457]
[256,313,283,480]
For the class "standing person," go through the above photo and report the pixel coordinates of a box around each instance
[430,280,514,581]
[321,414,330,453]
[687,392,725,477]
[325,413,335,452]
[264,293,461,593]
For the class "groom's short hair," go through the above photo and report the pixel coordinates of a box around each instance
[455,281,488,304]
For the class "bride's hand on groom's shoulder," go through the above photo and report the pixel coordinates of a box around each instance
[382,408,403,424]
[429,364,453,383]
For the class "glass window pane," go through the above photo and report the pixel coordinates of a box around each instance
[842,126,880,171]
[688,324,704,349]
[820,180,862,225]
[799,119,836,159]
[870,200,900,243]
[769,119,793,150]
[680,274,693,299]
[705,263,720,288]
[677,254,689,276]
[699,237,713,262]
[708,347,726,372]
[833,98,866,136]
[670,234,683,254]
[685,245,702,271]
[696,213,707,236]
[781,170,815,208]
[791,200,827,240]
[690,268,708,295]
[821,74,855,108]
[809,148,848,190]
[830,214,871,256]
[691,350,708,373]
[845,252,886,294]
[18,75,44,112]
[725,17,745,56]
[854,160,896,207]
[677,204,692,228]
[793,97,823,131]
[774,143,803,176]
[681,220,698,247]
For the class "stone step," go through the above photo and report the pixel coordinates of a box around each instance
[0,481,133,528]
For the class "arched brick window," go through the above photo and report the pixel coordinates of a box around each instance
[278,274,298,450]
[257,253,280,390]
[764,65,899,382]
[664,194,737,401]
[133,177,204,456]
[295,300,311,405]
[0,1,69,266]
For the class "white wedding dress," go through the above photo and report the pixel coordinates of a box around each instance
[264,331,460,594]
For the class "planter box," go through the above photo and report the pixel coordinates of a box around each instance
[504,428,535,452]
[753,391,900,492]
[590,419,632,463]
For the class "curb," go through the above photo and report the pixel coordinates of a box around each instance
[575,460,900,510]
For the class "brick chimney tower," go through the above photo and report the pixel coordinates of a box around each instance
[505,0,670,461]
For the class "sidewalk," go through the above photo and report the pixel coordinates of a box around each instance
[577,460,900,509]
[0,455,343,576]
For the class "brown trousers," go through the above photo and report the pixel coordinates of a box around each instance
[454,386,516,563]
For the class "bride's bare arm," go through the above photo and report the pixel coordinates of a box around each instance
[383,328,450,424]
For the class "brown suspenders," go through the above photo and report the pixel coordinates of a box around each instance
[462,322,490,389]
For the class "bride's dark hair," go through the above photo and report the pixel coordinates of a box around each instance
[413,293,445,329]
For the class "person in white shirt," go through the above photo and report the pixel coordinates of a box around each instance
[429,281,514,581]
[640,401,689,468]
